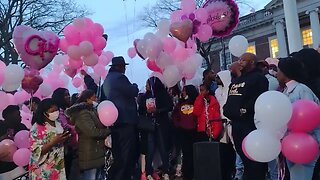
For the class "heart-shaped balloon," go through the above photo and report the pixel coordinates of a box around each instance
[170,19,193,42]
[21,69,43,94]
[13,25,60,70]
[133,39,146,60]
[64,66,77,78]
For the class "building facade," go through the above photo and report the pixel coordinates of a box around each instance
[209,0,320,73]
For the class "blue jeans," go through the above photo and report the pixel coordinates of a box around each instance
[287,157,318,180]
[80,167,105,180]
[235,153,244,179]
[268,159,278,180]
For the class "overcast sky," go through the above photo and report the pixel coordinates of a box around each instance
[77,0,271,88]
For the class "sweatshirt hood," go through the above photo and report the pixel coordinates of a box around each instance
[217,70,232,87]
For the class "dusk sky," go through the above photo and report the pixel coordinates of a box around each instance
[77,0,272,88]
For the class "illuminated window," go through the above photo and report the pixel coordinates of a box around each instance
[269,37,279,58]
[302,28,313,46]
[246,43,256,54]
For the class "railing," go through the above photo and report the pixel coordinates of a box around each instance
[235,9,273,30]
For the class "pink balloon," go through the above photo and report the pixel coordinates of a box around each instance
[146,42,163,60]
[242,137,254,161]
[63,25,81,45]
[0,61,5,86]
[288,100,320,132]
[92,23,104,36]
[72,77,83,88]
[195,8,209,23]
[14,130,29,149]
[97,101,118,126]
[83,54,99,66]
[172,47,189,61]
[0,92,11,111]
[197,24,213,42]
[147,59,162,72]
[94,50,103,56]
[93,64,107,77]
[80,29,94,42]
[67,45,82,60]
[99,55,112,66]
[0,139,17,162]
[38,83,53,97]
[59,38,69,53]
[13,148,31,167]
[13,90,31,105]
[171,10,184,23]
[128,47,137,59]
[162,37,177,54]
[93,37,107,51]
[84,17,94,27]
[79,41,94,56]
[102,51,114,60]
[68,58,83,69]
[282,133,319,164]
[181,0,196,14]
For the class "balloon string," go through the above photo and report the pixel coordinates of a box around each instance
[123,1,130,43]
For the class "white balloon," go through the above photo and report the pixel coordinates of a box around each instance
[229,35,249,57]
[163,65,181,88]
[155,52,174,70]
[137,40,148,59]
[4,64,24,83]
[2,82,20,92]
[157,19,170,37]
[53,54,65,65]
[38,83,53,97]
[254,91,292,131]
[245,130,281,162]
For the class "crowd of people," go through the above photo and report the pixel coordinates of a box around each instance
[0,49,320,180]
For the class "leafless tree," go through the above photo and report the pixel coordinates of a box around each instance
[140,0,250,69]
[0,0,90,65]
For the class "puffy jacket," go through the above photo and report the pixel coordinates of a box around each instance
[193,94,222,139]
[65,103,111,170]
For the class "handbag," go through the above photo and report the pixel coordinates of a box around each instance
[137,115,156,132]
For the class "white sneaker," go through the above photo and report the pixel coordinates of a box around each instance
[147,175,154,180]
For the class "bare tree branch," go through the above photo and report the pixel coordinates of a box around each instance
[0,0,91,65]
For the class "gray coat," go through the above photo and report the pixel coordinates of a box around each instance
[65,103,111,170]
[102,70,139,126]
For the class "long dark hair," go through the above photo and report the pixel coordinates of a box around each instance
[184,85,199,104]
[76,90,95,103]
[52,88,69,110]
[32,98,57,125]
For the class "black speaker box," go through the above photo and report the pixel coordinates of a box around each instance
[193,142,236,180]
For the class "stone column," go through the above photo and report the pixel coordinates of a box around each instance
[273,20,288,58]
[306,8,320,49]
[283,0,303,53]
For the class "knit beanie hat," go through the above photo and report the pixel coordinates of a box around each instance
[278,57,307,83]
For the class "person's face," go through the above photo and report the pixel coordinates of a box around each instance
[8,110,22,126]
[229,62,241,77]
[206,71,215,80]
[30,102,38,112]
[64,90,71,107]
[116,65,126,74]
[87,95,98,104]
[200,86,209,96]
[44,105,59,120]
[238,54,254,72]
[276,69,287,84]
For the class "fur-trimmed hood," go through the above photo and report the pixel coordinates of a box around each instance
[65,102,94,118]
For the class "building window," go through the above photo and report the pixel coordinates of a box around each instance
[220,50,232,70]
[246,43,256,54]
[269,37,279,58]
[302,28,313,47]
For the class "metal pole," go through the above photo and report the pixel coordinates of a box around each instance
[221,38,227,70]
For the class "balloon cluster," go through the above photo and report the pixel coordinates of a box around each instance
[170,0,212,43]
[59,17,109,80]
[0,130,31,167]
[243,91,320,164]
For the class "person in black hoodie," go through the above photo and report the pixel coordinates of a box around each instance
[223,53,269,180]
[139,77,173,180]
